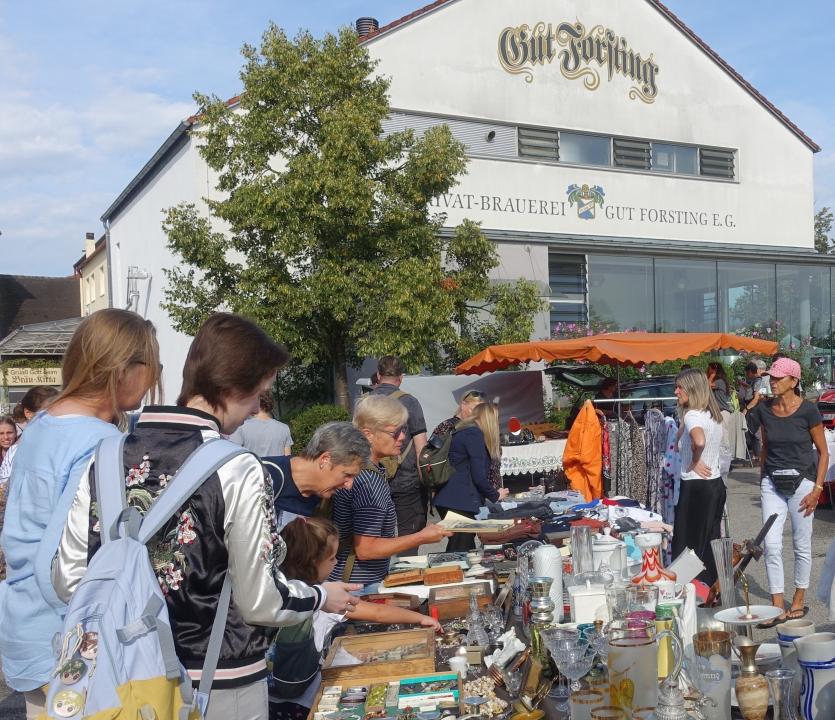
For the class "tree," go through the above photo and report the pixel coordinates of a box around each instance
[815,206,834,254]
[162,25,542,407]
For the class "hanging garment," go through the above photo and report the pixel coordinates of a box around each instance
[607,418,633,498]
[628,414,647,506]
[661,418,681,529]
[562,400,603,501]
[643,409,668,516]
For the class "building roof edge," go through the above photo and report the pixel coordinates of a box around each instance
[358,0,820,153]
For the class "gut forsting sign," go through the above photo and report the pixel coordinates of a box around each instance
[429,190,736,229]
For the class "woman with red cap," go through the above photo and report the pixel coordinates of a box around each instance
[747,357,828,626]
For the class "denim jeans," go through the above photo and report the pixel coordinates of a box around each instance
[760,476,815,595]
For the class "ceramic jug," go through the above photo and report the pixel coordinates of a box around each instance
[793,632,835,720]
[776,619,815,708]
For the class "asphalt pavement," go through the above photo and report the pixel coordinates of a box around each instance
[0,465,831,718]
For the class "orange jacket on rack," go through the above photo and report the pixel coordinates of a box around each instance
[562,399,603,501]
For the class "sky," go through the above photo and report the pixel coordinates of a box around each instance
[1,0,834,277]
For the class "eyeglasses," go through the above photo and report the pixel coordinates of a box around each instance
[380,426,407,439]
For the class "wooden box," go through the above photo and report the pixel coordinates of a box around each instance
[427,580,493,620]
[423,565,464,586]
[362,592,421,611]
[308,671,463,720]
[321,628,436,682]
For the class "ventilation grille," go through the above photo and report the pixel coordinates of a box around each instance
[518,126,559,161]
[700,147,736,179]
[614,138,651,170]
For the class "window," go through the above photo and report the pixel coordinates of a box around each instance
[559,132,610,167]
[718,261,775,333]
[777,266,831,383]
[654,259,718,332]
[518,126,559,161]
[587,255,654,331]
[700,147,736,179]
[652,143,697,175]
[98,267,105,297]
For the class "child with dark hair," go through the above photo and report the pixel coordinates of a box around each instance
[269,517,439,720]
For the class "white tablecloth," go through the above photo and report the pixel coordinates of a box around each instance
[500,439,566,476]
[825,431,835,483]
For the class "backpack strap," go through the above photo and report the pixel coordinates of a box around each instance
[190,573,233,718]
[95,434,128,544]
[138,438,248,544]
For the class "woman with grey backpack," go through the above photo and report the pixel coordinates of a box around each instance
[53,313,360,720]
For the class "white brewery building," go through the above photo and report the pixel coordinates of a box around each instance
[101,0,829,396]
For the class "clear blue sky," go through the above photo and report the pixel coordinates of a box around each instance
[1,0,833,276]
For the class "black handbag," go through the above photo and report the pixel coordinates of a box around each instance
[268,616,321,699]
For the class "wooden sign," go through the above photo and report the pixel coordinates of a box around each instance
[4,367,62,387]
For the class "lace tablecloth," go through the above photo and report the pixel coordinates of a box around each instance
[500,439,567,476]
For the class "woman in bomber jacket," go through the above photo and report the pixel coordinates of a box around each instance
[53,313,361,720]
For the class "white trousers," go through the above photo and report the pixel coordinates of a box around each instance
[761,476,815,595]
[206,679,269,720]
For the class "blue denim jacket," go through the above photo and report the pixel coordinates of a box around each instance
[0,413,119,691]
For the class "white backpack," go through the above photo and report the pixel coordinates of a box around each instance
[44,435,247,720]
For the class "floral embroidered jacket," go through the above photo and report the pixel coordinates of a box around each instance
[52,406,326,689]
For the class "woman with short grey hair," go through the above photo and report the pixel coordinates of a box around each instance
[264,421,371,527]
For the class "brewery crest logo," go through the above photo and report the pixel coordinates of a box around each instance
[498,20,659,103]
[567,184,605,220]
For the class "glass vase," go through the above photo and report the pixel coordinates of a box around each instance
[765,669,799,720]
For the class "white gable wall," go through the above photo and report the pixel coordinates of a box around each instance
[364,0,814,248]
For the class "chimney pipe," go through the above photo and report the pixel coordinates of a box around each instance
[355,17,380,36]
[84,231,96,258]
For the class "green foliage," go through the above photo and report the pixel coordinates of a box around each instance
[289,404,352,451]
[815,206,834,254]
[161,25,541,407]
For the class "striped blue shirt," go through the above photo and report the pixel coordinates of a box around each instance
[329,465,397,585]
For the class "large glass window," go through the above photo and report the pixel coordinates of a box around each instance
[560,132,610,166]
[654,259,717,332]
[587,255,654,331]
[652,143,697,175]
[778,265,831,383]
[718,262,776,334]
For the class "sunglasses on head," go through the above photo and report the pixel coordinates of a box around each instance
[462,390,487,402]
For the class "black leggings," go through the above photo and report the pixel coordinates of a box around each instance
[438,508,477,552]
[672,478,726,586]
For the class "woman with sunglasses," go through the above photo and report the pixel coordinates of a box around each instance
[434,405,510,552]
[329,394,452,586]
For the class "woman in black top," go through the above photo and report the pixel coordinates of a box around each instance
[706,362,733,414]
[747,357,828,626]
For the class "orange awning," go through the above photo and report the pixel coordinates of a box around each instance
[454,333,779,375]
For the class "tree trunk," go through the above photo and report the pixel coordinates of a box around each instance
[333,343,350,410]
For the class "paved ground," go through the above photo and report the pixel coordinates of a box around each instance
[0,466,831,718]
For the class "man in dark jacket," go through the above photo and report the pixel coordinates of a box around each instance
[371,356,428,535]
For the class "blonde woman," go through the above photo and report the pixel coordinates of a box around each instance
[329,394,451,586]
[435,403,510,552]
[671,368,725,586]
[432,389,486,436]
[0,309,161,717]
[473,402,502,490]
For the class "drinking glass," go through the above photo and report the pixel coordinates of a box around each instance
[540,627,578,710]
[501,667,523,698]
[571,526,594,578]
[625,584,659,614]
[605,584,629,621]
[570,688,604,720]
[590,706,627,720]
[557,641,595,695]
